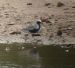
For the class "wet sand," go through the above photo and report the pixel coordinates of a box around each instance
[0,0,75,44]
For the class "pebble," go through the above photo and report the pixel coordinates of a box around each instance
[57,30,62,37]
[21,46,25,50]
[65,49,69,52]
[72,6,75,8]
[27,3,32,5]
[5,47,10,51]
[67,27,72,30]
[57,2,65,7]
[61,46,64,48]
[45,3,51,6]
[10,31,21,35]
[32,34,41,36]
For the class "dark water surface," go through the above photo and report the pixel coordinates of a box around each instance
[0,45,75,68]
[38,45,75,68]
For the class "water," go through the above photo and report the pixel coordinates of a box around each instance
[0,45,41,68]
[38,45,75,68]
[0,44,75,68]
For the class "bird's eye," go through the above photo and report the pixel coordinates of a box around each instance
[37,21,41,23]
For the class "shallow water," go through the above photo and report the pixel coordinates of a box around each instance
[0,45,75,68]
[0,45,41,68]
[39,45,75,68]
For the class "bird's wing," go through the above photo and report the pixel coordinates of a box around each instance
[34,24,39,29]
[27,23,39,30]
[22,22,40,31]
[22,25,35,31]
[27,25,35,30]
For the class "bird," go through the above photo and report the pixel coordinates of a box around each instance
[22,20,41,33]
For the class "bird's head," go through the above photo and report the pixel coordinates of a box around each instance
[36,20,42,24]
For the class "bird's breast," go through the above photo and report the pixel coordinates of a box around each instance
[34,24,40,29]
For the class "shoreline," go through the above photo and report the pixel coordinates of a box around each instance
[0,35,75,44]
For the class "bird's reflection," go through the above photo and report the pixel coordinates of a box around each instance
[30,47,39,60]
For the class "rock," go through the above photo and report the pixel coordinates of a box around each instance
[60,45,64,48]
[40,16,49,22]
[5,47,10,52]
[45,3,51,6]
[66,44,73,48]
[65,49,69,52]
[49,32,54,38]
[57,2,65,7]
[72,6,75,8]
[45,20,52,24]
[67,27,73,30]
[57,30,62,37]
[7,23,14,25]
[40,17,53,24]
[27,3,32,5]
[7,21,15,25]
[10,31,21,35]
[32,34,41,36]
[64,8,69,10]
[21,46,25,50]
[24,34,29,36]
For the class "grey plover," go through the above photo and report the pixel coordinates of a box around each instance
[23,20,41,33]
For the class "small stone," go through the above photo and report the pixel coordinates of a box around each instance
[10,31,21,35]
[65,50,69,52]
[45,20,52,23]
[61,46,64,48]
[21,46,25,50]
[66,44,73,48]
[57,2,64,7]
[5,47,10,52]
[49,32,54,38]
[32,34,41,36]
[45,3,51,6]
[40,16,49,22]
[57,30,62,37]
[72,6,75,8]
[27,3,32,5]
[48,7,51,8]
[8,21,15,25]
[33,46,37,48]
[67,27,72,30]
[64,8,69,10]
[7,23,14,25]
[55,19,58,21]
[50,19,55,24]
[25,34,29,36]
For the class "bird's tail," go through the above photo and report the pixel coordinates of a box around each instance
[22,28,28,32]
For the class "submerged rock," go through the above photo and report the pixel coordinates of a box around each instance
[65,49,69,52]
[5,47,10,52]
